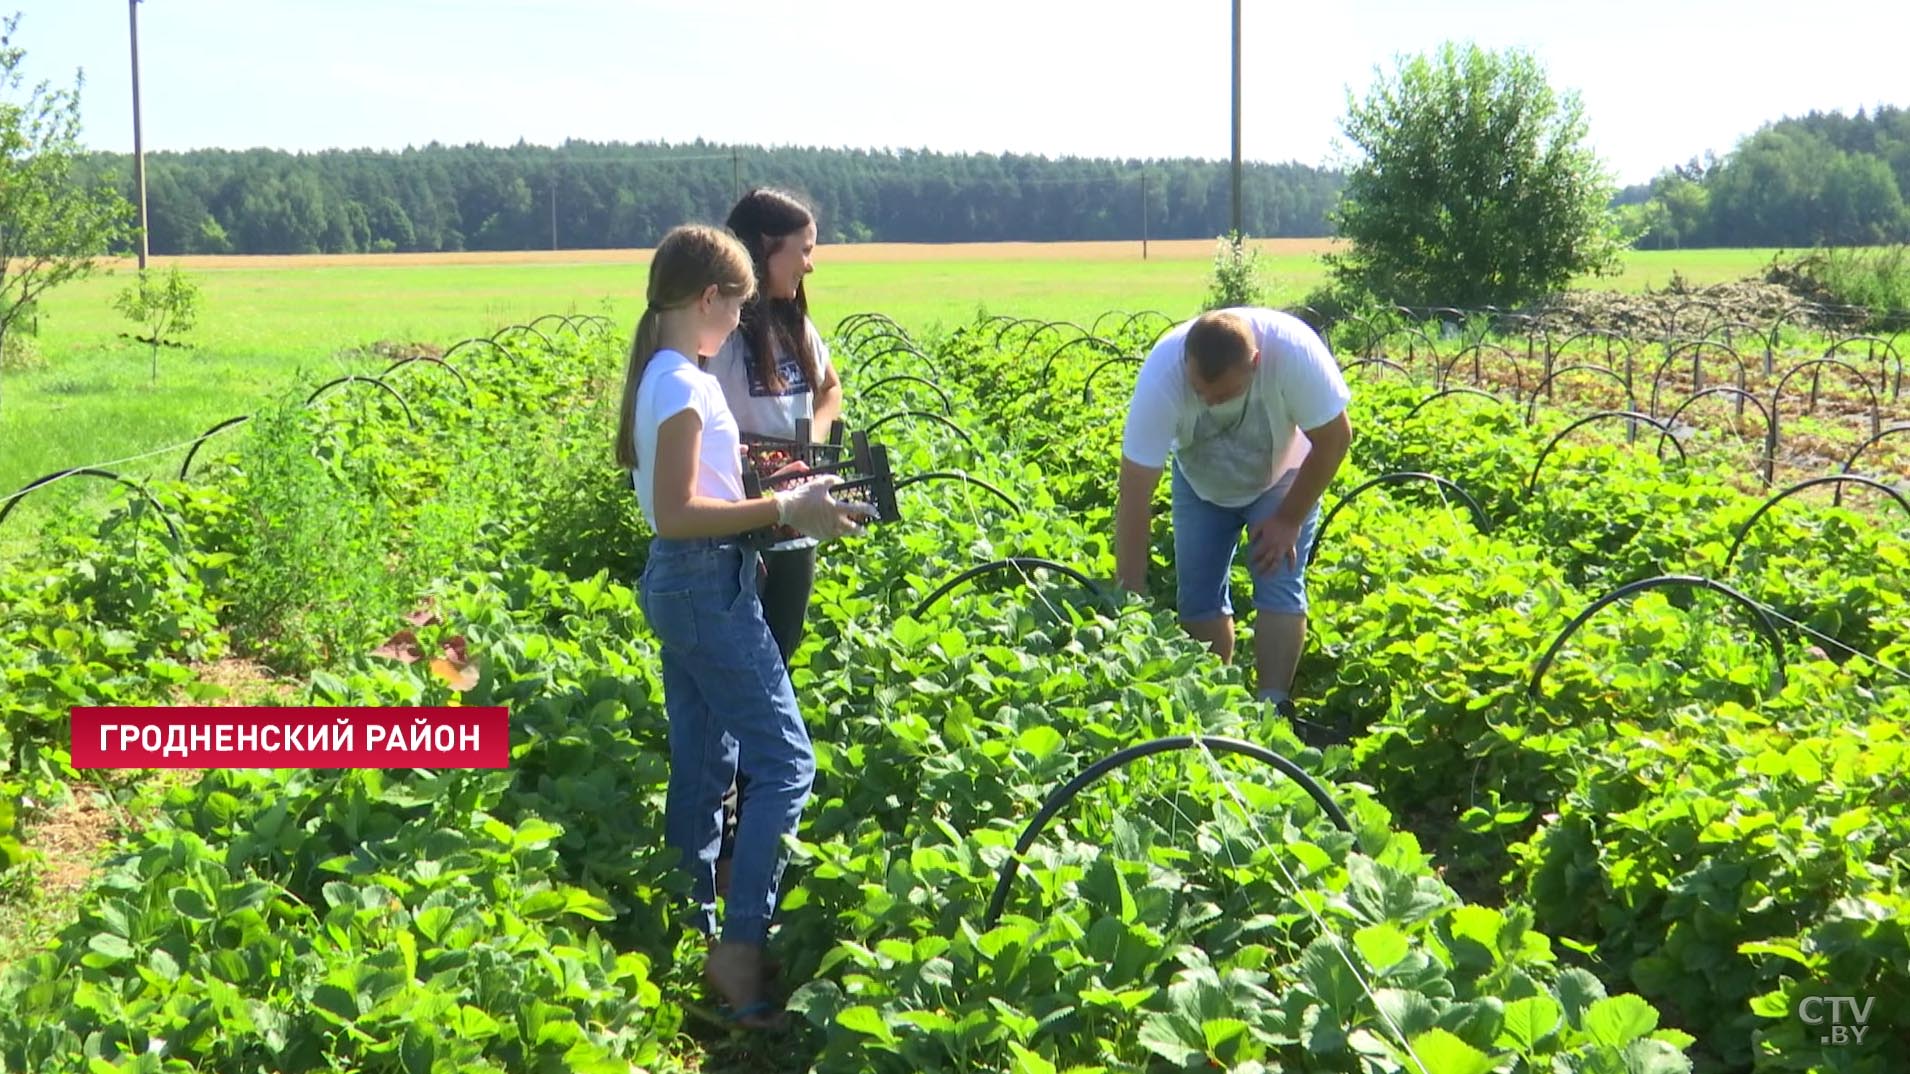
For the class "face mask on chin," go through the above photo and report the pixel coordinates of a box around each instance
[1201,382,1251,425]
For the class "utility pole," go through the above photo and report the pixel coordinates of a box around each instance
[1230,0,1242,238]
[1141,171,1149,261]
[732,147,740,202]
[549,173,557,251]
[129,0,149,269]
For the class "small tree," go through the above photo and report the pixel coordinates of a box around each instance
[0,12,137,410]
[1203,231,1267,311]
[113,264,200,382]
[1326,42,1622,309]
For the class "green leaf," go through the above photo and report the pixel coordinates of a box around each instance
[1624,1038,1692,1074]
[518,889,568,919]
[1008,1043,1058,1074]
[1556,968,1607,1028]
[1447,905,1502,951]
[1497,995,1560,1052]
[1748,990,1792,1019]
[893,1010,957,1034]
[1585,995,1658,1049]
[1737,939,1815,968]
[1354,923,1412,971]
[1406,1028,1495,1074]
[87,934,135,961]
[400,1026,436,1074]
[451,1005,501,1039]
[1203,1017,1249,1052]
[1016,725,1064,760]
[1137,1014,1203,1066]
[1373,989,1440,1037]
[414,905,454,943]
[562,889,615,921]
[146,947,180,982]
[168,887,214,922]
[838,1004,898,1045]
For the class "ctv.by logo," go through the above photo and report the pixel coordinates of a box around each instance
[1799,996,1873,1046]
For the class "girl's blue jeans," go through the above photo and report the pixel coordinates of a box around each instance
[637,535,815,946]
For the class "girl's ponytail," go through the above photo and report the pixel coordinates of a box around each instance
[614,306,661,470]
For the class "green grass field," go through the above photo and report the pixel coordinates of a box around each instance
[0,244,1786,554]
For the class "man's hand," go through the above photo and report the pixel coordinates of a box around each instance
[1249,513,1302,574]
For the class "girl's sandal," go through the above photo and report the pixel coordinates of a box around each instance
[682,1000,787,1033]
[704,943,786,1033]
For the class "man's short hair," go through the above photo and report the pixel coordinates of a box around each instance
[1183,312,1256,382]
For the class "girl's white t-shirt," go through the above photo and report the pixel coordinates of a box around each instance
[630,349,746,531]
[707,317,835,440]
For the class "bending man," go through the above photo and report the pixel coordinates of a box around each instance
[1115,307,1353,717]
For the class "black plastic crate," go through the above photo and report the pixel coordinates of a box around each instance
[739,433,900,547]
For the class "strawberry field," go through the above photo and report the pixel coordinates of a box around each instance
[1,303,1906,1073]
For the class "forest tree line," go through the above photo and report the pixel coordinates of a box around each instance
[64,105,1910,254]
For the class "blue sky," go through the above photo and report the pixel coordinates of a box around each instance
[14,0,1908,185]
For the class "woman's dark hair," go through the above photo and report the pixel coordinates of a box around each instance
[726,188,819,394]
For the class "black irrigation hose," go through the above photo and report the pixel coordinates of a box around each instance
[836,311,901,338]
[1019,321,1092,361]
[1306,472,1492,569]
[1525,365,1636,425]
[526,313,579,337]
[1723,475,1910,568]
[489,322,556,350]
[380,355,472,398]
[1648,340,1748,418]
[1822,334,1905,401]
[1525,411,1685,498]
[1037,335,1126,381]
[1527,574,1787,706]
[1081,355,1144,404]
[1437,344,1526,399]
[1403,387,1510,423]
[1770,357,1881,440]
[1840,423,1910,486]
[859,374,953,415]
[864,409,975,450]
[441,337,512,365]
[1655,386,1772,483]
[0,468,182,543]
[910,557,1101,620]
[1339,357,1409,379]
[305,375,418,428]
[858,341,940,379]
[982,735,1353,928]
[893,471,1020,514]
[177,414,254,480]
[1120,310,1175,338]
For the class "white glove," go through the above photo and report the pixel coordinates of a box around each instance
[773,475,877,539]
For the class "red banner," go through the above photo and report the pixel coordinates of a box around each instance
[70,707,510,769]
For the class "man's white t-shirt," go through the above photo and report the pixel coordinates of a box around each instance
[708,317,835,440]
[1121,307,1350,508]
[630,349,746,532]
